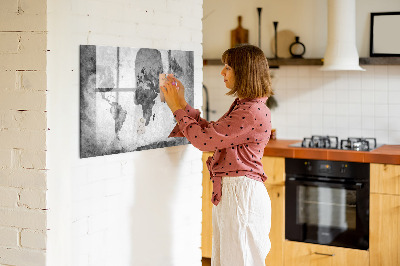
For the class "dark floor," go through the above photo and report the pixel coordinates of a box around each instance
[202,257,211,266]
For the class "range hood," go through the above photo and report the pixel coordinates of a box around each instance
[320,0,365,71]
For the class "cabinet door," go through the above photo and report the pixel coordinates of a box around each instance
[370,193,400,266]
[264,184,284,266]
[261,156,285,185]
[370,163,400,195]
[284,241,369,266]
[202,152,213,258]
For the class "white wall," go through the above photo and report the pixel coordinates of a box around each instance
[203,0,400,145]
[203,0,400,58]
[0,0,48,265]
[46,0,203,265]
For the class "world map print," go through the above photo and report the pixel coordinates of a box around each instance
[80,45,194,158]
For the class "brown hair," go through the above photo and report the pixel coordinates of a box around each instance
[221,44,273,99]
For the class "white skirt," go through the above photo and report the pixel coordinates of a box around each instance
[212,176,271,266]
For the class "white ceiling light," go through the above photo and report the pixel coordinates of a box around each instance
[320,0,365,71]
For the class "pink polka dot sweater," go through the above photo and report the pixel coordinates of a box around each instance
[168,97,272,206]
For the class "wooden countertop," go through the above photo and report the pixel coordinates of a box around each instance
[263,139,400,165]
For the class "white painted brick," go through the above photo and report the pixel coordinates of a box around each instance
[16,70,47,91]
[1,110,46,130]
[0,187,19,208]
[0,247,45,266]
[20,150,46,170]
[0,32,20,54]
[19,189,46,209]
[0,71,16,90]
[0,208,46,230]
[0,149,11,169]
[0,129,46,150]
[0,0,18,13]
[0,90,46,111]
[0,169,47,189]
[20,229,46,249]
[0,32,47,71]
[0,227,19,247]
[19,0,47,15]
[0,12,46,32]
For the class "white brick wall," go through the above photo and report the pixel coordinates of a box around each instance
[0,0,48,265]
[47,1,203,266]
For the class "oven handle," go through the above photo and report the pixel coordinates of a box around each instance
[286,177,364,189]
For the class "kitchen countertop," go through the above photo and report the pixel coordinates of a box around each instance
[263,139,400,165]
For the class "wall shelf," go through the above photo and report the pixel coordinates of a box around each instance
[203,57,400,67]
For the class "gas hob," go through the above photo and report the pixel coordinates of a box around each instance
[289,135,383,151]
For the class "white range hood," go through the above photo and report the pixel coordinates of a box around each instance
[320,0,365,71]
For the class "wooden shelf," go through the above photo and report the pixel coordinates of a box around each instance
[203,58,323,67]
[203,57,400,67]
[359,57,400,65]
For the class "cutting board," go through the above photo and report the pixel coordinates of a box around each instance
[231,16,249,48]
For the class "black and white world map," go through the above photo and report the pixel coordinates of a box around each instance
[80,45,194,158]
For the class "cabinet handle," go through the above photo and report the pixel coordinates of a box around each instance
[314,252,335,257]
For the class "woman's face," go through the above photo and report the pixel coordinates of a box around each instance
[220,64,235,89]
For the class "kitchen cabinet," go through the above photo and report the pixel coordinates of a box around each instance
[370,163,400,195]
[370,163,400,266]
[201,153,286,266]
[261,156,285,266]
[284,241,369,266]
[202,152,213,258]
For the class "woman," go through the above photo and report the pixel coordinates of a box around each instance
[161,44,273,266]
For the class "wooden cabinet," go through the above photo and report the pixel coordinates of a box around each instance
[370,163,400,266]
[264,184,284,266]
[284,241,369,266]
[370,163,400,195]
[201,152,213,258]
[261,156,285,266]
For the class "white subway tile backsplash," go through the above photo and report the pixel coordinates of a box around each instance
[388,131,400,143]
[374,130,389,144]
[361,103,374,117]
[348,71,362,90]
[285,66,298,77]
[336,103,349,116]
[388,91,400,104]
[374,117,389,130]
[375,104,389,117]
[203,65,400,144]
[298,77,311,89]
[349,128,362,137]
[336,115,348,129]
[323,103,336,116]
[374,90,388,104]
[286,77,299,89]
[361,90,374,103]
[362,116,375,130]
[374,77,388,91]
[348,116,362,129]
[374,65,388,77]
[388,75,400,91]
[388,117,400,131]
[388,104,400,117]
[348,90,362,103]
[388,65,400,76]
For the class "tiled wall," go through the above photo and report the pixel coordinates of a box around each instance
[203,65,400,145]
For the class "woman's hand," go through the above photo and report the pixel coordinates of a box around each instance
[172,76,187,108]
[160,77,185,113]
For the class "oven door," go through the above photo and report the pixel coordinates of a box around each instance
[285,177,369,250]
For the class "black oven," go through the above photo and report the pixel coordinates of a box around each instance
[285,158,369,250]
